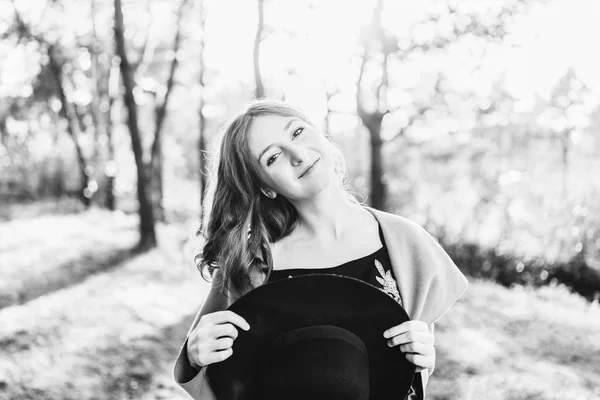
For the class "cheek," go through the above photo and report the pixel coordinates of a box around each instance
[261,167,295,193]
[317,142,337,174]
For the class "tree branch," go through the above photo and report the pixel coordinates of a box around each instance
[356,45,369,123]
[254,0,265,98]
[386,75,443,143]
[377,50,389,113]
[9,2,47,44]
[131,0,154,75]
[150,0,187,166]
[394,1,533,63]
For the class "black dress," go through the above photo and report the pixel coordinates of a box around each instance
[268,223,421,400]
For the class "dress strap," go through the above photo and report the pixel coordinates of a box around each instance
[377,222,387,248]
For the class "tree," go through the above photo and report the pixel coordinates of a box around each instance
[197,0,208,214]
[356,0,434,210]
[88,0,118,210]
[9,5,93,206]
[148,0,189,221]
[253,0,265,99]
[541,68,593,199]
[47,44,93,207]
[113,0,157,249]
[104,56,120,210]
[357,0,536,210]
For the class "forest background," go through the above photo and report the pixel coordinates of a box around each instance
[1,0,599,399]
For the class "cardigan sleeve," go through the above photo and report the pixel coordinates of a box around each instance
[173,270,233,399]
[405,220,468,325]
[368,206,468,325]
[173,337,217,399]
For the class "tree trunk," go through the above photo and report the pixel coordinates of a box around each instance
[156,145,164,220]
[149,0,187,222]
[149,139,164,222]
[104,56,120,211]
[0,117,7,147]
[114,0,156,249]
[89,57,103,185]
[356,0,389,211]
[253,0,265,99]
[198,0,207,216]
[367,117,385,210]
[561,127,571,201]
[89,0,106,206]
[199,115,207,208]
[47,45,91,207]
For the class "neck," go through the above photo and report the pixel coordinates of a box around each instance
[288,181,362,243]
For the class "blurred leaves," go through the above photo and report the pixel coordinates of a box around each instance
[1,0,599,295]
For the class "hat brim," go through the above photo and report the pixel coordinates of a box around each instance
[207,274,416,399]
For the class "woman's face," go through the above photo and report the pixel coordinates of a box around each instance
[247,114,335,201]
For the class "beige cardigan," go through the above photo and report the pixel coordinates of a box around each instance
[173,206,469,399]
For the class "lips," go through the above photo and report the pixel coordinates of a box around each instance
[299,158,320,179]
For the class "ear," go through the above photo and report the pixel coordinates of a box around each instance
[260,187,277,199]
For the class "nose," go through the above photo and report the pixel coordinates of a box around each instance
[288,145,305,166]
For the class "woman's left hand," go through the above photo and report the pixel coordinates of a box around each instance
[383,321,435,373]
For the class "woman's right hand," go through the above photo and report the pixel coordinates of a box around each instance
[186,310,251,369]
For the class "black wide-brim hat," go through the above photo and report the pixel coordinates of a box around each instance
[207,274,416,400]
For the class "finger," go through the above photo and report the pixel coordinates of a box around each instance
[204,348,234,365]
[211,336,235,351]
[404,353,434,370]
[387,331,434,347]
[202,310,250,331]
[383,320,428,339]
[212,323,239,339]
[397,342,434,356]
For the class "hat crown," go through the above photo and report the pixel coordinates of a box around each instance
[258,325,369,400]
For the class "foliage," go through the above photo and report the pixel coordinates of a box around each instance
[1,0,600,299]
[434,227,600,303]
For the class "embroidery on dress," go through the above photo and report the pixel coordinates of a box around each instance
[375,259,402,306]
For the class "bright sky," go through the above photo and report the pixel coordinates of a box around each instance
[1,0,599,115]
[504,0,600,99]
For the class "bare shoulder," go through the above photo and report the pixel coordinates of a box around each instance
[270,230,304,268]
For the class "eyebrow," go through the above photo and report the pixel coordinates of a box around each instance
[257,118,301,163]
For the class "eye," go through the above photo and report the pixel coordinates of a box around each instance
[266,153,280,166]
[292,126,304,138]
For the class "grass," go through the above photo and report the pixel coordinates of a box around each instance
[429,279,600,400]
[0,209,140,308]
[0,210,204,400]
[0,204,599,400]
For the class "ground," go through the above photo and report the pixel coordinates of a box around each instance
[0,204,599,400]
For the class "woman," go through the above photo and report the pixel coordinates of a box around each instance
[174,100,468,399]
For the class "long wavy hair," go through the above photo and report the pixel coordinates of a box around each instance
[195,100,356,298]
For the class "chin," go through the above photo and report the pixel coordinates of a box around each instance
[280,161,338,201]
[295,172,336,200]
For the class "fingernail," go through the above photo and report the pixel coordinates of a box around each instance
[383,331,389,338]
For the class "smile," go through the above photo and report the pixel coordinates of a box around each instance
[298,158,320,179]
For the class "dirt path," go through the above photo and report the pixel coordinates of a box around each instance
[0,220,208,400]
[1,209,599,400]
